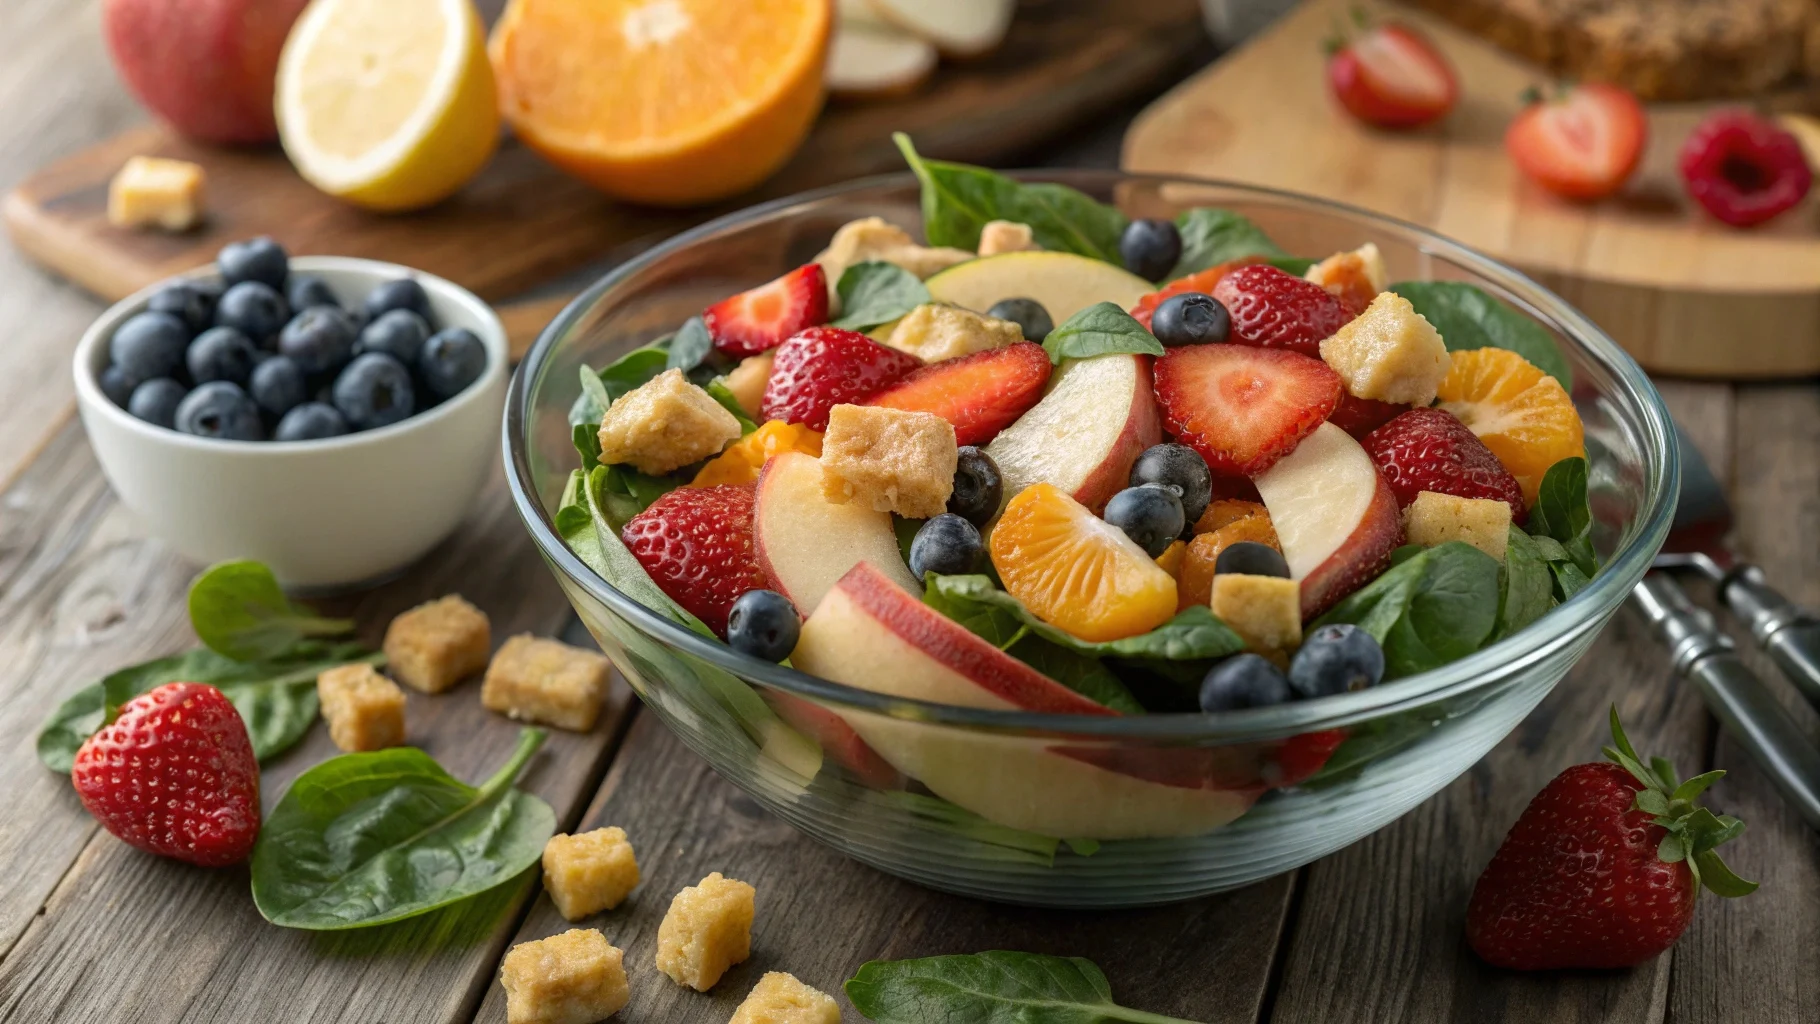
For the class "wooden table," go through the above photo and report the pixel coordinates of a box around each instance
[1,3,1816,1021]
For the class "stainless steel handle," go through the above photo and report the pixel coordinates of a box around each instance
[1632,574,1820,831]
[1721,565,1820,714]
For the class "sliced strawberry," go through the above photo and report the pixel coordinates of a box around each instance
[1155,345,1342,476]
[1329,392,1407,438]
[761,326,922,432]
[861,342,1051,445]
[1128,257,1265,328]
[1361,407,1528,519]
[1327,23,1457,131]
[1213,264,1358,358]
[703,263,829,358]
[621,484,768,636]
[1505,83,1646,202]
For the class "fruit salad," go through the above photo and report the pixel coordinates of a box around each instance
[555,137,1599,842]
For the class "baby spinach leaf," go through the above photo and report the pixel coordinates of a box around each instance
[187,560,355,662]
[251,727,555,930]
[572,422,604,472]
[1530,534,1593,602]
[895,133,1128,262]
[664,316,713,372]
[833,261,931,331]
[589,463,685,535]
[921,574,1141,711]
[1389,281,1574,389]
[1005,638,1145,715]
[1267,256,1317,276]
[1312,542,1503,678]
[1169,207,1289,280]
[846,951,1203,1024]
[926,574,1244,663]
[704,379,758,435]
[37,643,380,773]
[1526,456,1598,578]
[585,465,716,638]
[1495,527,1555,641]
[1041,302,1165,364]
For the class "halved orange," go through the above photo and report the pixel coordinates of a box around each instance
[1435,348,1584,505]
[990,483,1178,643]
[490,0,830,206]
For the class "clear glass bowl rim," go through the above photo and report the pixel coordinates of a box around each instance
[504,169,1679,743]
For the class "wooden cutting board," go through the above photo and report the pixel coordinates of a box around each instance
[3,0,1206,357]
[1122,0,1820,379]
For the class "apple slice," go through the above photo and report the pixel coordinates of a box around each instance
[827,24,937,99]
[863,0,1014,58]
[925,251,1153,326]
[762,689,905,790]
[754,450,920,614]
[1254,421,1404,618]
[983,353,1161,513]
[791,563,1259,838]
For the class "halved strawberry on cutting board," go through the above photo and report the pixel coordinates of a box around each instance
[1505,83,1646,201]
[703,263,830,358]
[861,341,1051,445]
[1154,345,1342,477]
[1327,23,1458,131]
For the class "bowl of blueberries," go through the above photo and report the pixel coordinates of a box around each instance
[74,237,507,590]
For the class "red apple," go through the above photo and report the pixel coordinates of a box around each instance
[753,451,921,616]
[1254,421,1404,618]
[983,353,1161,514]
[761,690,905,790]
[103,0,311,144]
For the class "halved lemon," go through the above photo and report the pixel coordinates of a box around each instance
[276,0,499,212]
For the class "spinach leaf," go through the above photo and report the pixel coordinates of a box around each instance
[1496,527,1555,641]
[187,560,354,662]
[1169,207,1289,281]
[833,261,931,331]
[665,316,713,372]
[926,574,1244,663]
[572,422,604,472]
[554,471,597,555]
[704,379,758,435]
[1312,542,1503,678]
[1267,256,1317,276]
[846,951,1202,1024]
[853,792,1059,867]
[1526,456,1598,578]
[37,643,379,773]
[251,727,555,930]
[1042,302,1164,364]
[921,574,1141,711]
[895,133,1128,262]
[589,464,685,535]
[569,348,670,426]
[1389,281,1574,389]
[586,465,716,638]
[1005,638,1145,714]
[1531,535,1593,602]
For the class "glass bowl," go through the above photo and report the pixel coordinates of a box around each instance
[504,171,1676,908]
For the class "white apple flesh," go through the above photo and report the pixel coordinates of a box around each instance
[923,251,1154,326]
[753,451,921,615]
[984,353,1161,513]
[1254,422,1405,618]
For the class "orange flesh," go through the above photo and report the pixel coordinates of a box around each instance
[1435,348,1584,505]
[989,483,1178,643]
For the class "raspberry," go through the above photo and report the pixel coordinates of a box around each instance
[621,484,768,635]
[761,326,921,432]
[1212,264,1358,357]
[1679,111,1813,228]
[1361,407,1527,519]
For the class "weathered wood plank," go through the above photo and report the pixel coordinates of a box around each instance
[472,712,1295,1023]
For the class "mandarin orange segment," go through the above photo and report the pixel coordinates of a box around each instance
[1155,539,1187,579]
[1193,498,1271,536]
[989,483,1178,643]
[1435,348,1584,505]
[689,420,822,487]
[1178,513,1281,611]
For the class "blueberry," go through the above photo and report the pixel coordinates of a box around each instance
[109,311,190,381]
[214,281,290,343]
[175,381,264,441]
[277,306,359,376]
[985,297,1054,344]
[1120,218,1183,281]
[146,282,212,333]
[1129,443,1213,525]
[126,378,188,429]
[363,277,431,321]
[99,364,140,408]
[332,353,415,430]
[250,355,308,418]
[355,309,431,364]
[1149,292,1230,347]
[417,327,487,400]
[1214,540,1291,579]
[185,326,259,386]
[1103,483,1184,557]
[1199,653,1293,712]
[909,513,985,579]
[286,274,339,313]
[217,237,289,290]
[725,589,800,662]
[1288,623,1385,699]
[946,446,1003,527]
[274,401,350,442]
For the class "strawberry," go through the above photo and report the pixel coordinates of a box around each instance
[761,326,921,431]
[1213,264,1358,358]
[861,341,1050,445]
[1154,345,1342,476]
[1679,110,1813,228]
[71,682,260,867]
[1326,23,1457,131]
[622,484,768,636]
[1361,407,1527,519]
[1505,83,1646,201]
[1467,708,1757,971]
[1275,728,1346,787]
[1129,257,1264,328]
[702,263,829,358]
[1328,392,1406,438]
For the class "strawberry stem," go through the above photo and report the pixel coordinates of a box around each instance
[1602,705,1759,898]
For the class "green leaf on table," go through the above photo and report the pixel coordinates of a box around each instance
[1526,456,1598,579]
[895,132,1128,262]
[1389,280,1574,389]
[1041,302,1164,364]
[845,951,1203,1024]
[665,316,714,372]
[1169,207,1289,280]
[251,727,555,930]
[832,261,931,331]
[1494,526,1555,641]
[1312,541,1503,678]
[187,560,354,662]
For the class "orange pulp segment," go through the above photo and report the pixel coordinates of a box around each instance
[1435,348,1584,505]
[690,420,822,487]
[989,483,1178,643]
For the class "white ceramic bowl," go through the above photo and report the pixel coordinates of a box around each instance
[73,256,508,591]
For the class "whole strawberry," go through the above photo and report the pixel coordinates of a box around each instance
[1213,264,1358,357]
[1466,708,1757,971]
[1362,407,1527,519]
[621,483,768,636]
[71,682,261,867]
[761,326,921,431]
